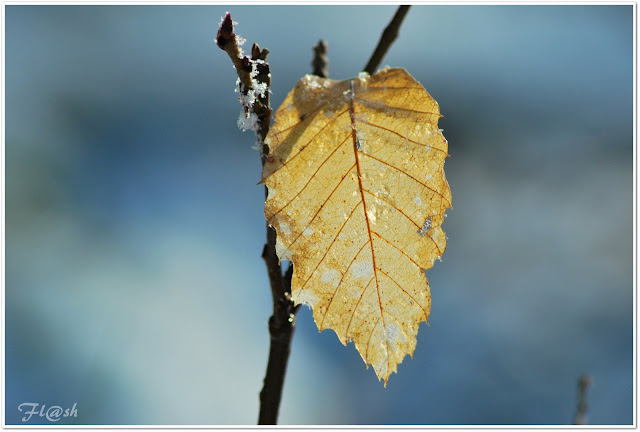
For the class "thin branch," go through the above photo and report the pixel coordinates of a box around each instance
[311,39,329,78]
[258,264,296,425]
[216,13,295,425]
[216,14,253,92]
[574,374,591,425]
[216,13,272,149]
[363,5,411,74]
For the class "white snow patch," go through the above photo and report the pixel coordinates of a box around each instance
[253,81,268,99]
[302,226,314,237]
[425,174,433,181]
[355,97,385,112]
[413,195,423,206]
[303,74,324,90]
[321,268,340,288]
[296,289,318,307]
[385,322,405,345]
[279,222,292,236]
[266,187,276,200]
[249,59,263,78]
[235,78,254,103]
[351,261,373,279]
[430,228,439,244]
[275,238,292,262]
[237,111,260,133]
[366,209,377,223]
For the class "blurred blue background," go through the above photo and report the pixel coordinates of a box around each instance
[4,4,633,425]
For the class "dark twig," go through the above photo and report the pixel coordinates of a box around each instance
[216,13,272,149]
[574,374,592,425]
[216,14,253,92]
[258,265,296,424]
[216,13,295,425]
[311,40,329,78]
[363,5,411,74]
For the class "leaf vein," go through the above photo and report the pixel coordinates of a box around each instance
[359,150,451,208]
[286,163,357,250]
[365,316,383,362]
[364,121,449,156]
[372,231,431,269]
[299,201,362,293]
[268,133,351,222]
[377,267,429,321]
[344,276,376,339]
[318,239,371,330]
[362,188,421,229]
[355,97,440,116]
[269,101,339,137]
[351,80,389,375]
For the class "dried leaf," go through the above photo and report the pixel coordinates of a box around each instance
[262,67,451,384]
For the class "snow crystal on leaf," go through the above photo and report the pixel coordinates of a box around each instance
[303,74,324,90]
[296,289,318,308]
[321,269,340,287]
[351,261,373,278]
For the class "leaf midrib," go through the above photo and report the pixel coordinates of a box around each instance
[349,79,389,374]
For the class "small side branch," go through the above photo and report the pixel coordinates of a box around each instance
[311,40,329,78]
[363,5,411,75]
[574,374,591,425]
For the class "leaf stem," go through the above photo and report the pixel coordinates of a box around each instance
[363,5,411,75]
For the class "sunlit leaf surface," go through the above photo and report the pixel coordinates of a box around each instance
[262,68,451,384]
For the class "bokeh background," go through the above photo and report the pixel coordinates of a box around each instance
[4,4,633,425]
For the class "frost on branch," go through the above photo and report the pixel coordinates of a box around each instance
[238,111,260,133]
[236,61,270,138]
[262,68,451,385]
[216,13,272,150]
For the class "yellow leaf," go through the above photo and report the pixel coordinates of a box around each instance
[262,67,451,385]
